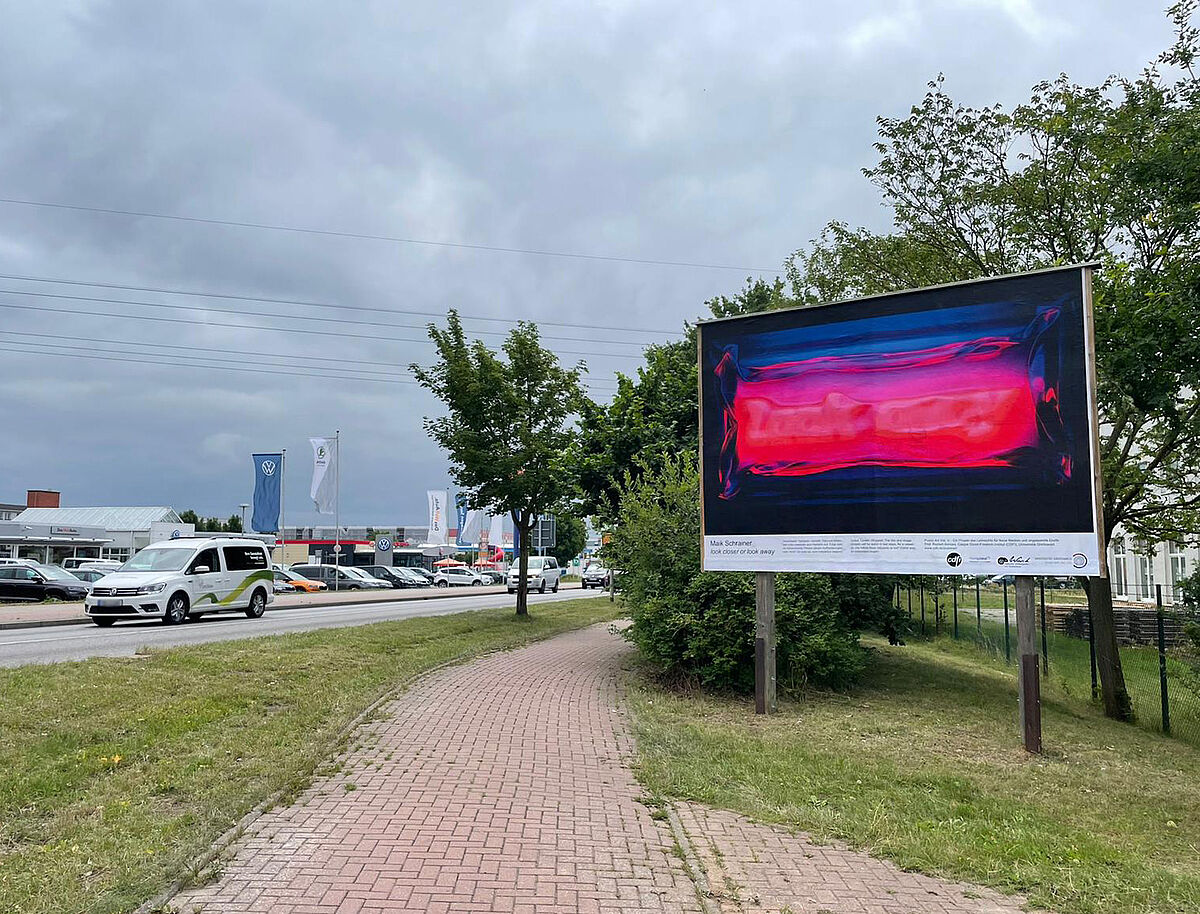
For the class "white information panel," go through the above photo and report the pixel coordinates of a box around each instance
[703,532,1101,576]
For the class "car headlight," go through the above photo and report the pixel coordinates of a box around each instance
[135,583,166,595]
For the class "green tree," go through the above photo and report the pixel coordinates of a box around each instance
[178,509,199,527]
[786,5,1200,720]
[576,277,790,522]
[547,515,587,568]
[225,514,243,533]
[412,311,584,616]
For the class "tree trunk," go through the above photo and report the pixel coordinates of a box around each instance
[1082,576,1134,721]
[514,511,530,617]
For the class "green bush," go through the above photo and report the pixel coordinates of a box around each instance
[608,454,865,692]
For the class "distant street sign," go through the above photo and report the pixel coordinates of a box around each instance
[532,515,557,550]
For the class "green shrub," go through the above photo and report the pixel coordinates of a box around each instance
[608,454,865,692]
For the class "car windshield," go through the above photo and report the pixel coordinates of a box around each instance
[585,563,604,572]
[120,547,192,573]
[343,567,372,580]
[34,565,81,582]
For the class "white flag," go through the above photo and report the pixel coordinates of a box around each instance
[488,514,504,549]
[427,490,448,545]
[461,509,485,544]
[310,437,338,514]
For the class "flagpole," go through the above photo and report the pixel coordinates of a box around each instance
[334,430,341,589]
[279,448,286,566]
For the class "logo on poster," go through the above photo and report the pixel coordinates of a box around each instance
[946,552,962,567]
[1072,553,1088,568]
[997,556,1031,566]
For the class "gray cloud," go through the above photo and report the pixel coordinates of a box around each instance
[0,0,1174,522]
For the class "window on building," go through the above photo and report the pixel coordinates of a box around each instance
[1133,540,1155,601]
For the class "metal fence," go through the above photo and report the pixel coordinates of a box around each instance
[896,578,1200,747]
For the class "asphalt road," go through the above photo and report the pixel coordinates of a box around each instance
[0,588,608,668]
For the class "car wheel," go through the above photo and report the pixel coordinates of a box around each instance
[539,579,547,594]
[244,588,267,619]
[472,579,482,586]
[92,617,116,628]
[552,579,559,593]
[163,593,188,625]
[437,580,448,588]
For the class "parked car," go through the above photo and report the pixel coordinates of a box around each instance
[403,566,436,585]
[581,562,610,589]
[69,568,110,584]
[0,564,91,603]
[272,566,328,593]
[361,565,423,588]
[393,567,433,587]
[273,574,298,594]
[475,568,505,585]
[62,557,117,571]
[507,556,562,594]
[433,565,485,587]
[85,536,273,627]
[289,564,389,590]
[0,558,39,567]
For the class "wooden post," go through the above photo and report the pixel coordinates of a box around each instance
[1015,575,1041,753]
[755,571,776,715]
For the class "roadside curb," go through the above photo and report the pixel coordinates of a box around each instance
[0,584,581,633]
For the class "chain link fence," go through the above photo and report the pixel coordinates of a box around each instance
[895,577,1200,747]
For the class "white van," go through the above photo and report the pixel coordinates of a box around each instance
[84,536,274,627]
[507,555,562,594]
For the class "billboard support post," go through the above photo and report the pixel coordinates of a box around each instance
[755,571,776,714]
[1015,575,1042,753]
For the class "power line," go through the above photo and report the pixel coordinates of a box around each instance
[3,342,620,392]
[0,270,683,337]
[0,328,619,389]
[0,296,649,363]
[0,286,653,350]
[0,196,776,273]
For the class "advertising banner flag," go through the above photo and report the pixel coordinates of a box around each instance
[310,437,337,514]
[488,514,504,550]
[454,495,470,544]
[698,265,1105,577]
[427,490,448,545]
[251,453,283,533]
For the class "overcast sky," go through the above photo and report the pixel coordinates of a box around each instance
[0,1,1175,525]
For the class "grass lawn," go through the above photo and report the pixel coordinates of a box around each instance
[0,599,618,914]
[631,635,1200,914]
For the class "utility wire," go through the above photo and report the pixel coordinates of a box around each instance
[0,196,776,274]
[0,297,649,363]
[0,328,619,389]
[0,286,652,349]
[0,270,683,337]
[4,342,621,392]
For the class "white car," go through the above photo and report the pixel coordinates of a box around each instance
[84,536,274,627]
[507,556,562,594]
[432,566,485,587]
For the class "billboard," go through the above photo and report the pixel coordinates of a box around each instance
[699,266,1105,576]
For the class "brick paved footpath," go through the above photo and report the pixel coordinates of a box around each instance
[172,625,1031,914]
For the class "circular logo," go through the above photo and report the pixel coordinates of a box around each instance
[946,552,962,567]
[261,459,277,476]
[1072,553,1088,568]
[997,556,1008,565]
[170,529,182,539]
[317,446,326,459]
[377,537,392,552]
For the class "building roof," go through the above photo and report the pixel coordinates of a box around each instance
[13,506,182,530]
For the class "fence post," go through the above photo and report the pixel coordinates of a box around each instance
[1040,577,1048,677]
[1015,576,1042,753]
[920,581,926,637]
[1003,579,1011,663]
[1156,584,1170,736]
[953,579,959,640]
[935,587,940,637]
[1088,601,1098,700]
[755,572,777,715]
[976,580,982,634]
[907,584,912,621]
